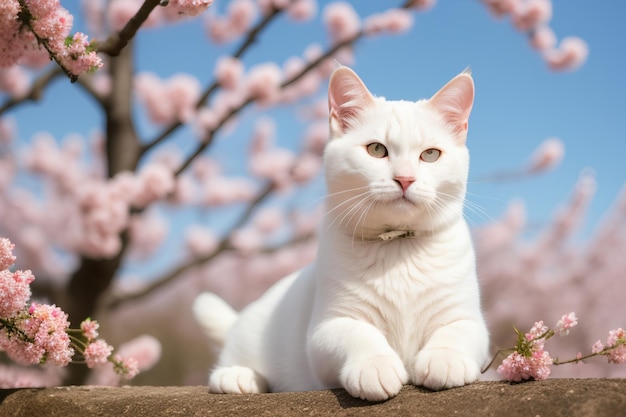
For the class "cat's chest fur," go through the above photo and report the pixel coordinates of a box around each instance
[314,219,477,364]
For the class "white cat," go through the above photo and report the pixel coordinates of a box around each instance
[193,66,490,401]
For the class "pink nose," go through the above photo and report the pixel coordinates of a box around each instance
[394,176,415,192]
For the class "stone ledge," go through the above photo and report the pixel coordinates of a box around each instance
[1,379,624,417]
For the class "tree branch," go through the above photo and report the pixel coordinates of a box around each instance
[0,67,64,116]
[139,5,287,156]
[105,182,279,309]
[97,0,163,56]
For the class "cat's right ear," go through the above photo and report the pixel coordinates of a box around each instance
[328,67,375,136]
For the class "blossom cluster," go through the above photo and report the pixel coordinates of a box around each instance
[0,0,102,78]
[495,313,625,382]
[0,238,138,379]
[481,0,588,71]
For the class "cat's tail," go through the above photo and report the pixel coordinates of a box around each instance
[192,292,238,352]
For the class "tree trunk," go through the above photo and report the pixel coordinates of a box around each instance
[63,42,140,384]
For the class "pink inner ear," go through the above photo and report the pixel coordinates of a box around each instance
[328,67,374,134]
[429,74,474,138]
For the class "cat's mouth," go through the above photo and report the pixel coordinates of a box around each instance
[390,193,420,208]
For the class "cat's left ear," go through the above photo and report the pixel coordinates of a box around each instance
[429,69,475,143]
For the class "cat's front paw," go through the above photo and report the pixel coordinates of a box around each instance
[412,348,480,391]
[340,354,409,402]
[209,366,268,394]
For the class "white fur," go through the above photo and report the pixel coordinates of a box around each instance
[194,67,489,401]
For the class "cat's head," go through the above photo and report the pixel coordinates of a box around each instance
[324,66,474,239]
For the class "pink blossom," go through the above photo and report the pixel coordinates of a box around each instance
[511,0,552,31]
[526,320,548,344]
[24,0,61,19]
[281,56,322,101]
[117,335,161,373]
[482,0,519,18]
[185,227,218,256]
[0,269,34,318]
[0,238,16,270]
[214,56,244,90]
[83,339,113,368]
[555,312,577,336]
[195,107,219,131]
[364,9,414,36]
[169,0,214,17]
[230,228,264,253]
[249,148,296,186]
[592,340,604,354]
[59,32,103,75]
[128,211,169,258]
[201,177,256,206]
[82,0,107,36]
[287,0,318,21]
[131,163,176,208]
[80,318,100,341]
[113,354,139,379]
[76,181,130,258]
[529,26,557,51]
[170,175,196,204]
[0,117,16,145]
[323,2,361,43]
[253,208,284,234]
[109,171,141,204]
[22,303,73,366]
[303,121,329,156]
[250,117,276,155]
[0,364,65,388]
[246,63,283,103]
[0,1,104,77]
[31,9,73,44]
[20,47,53,69]
[107,0,143,31]
[528,137,564,173]
[227,0,257,33]
[135,72,174,124]
[292,152,323,184]
[257,0,290,15]
[497,349,553,381]
[135,73,200,124]
[87,335,159,385]
[409,0,437,11]
[544,36,589,72]
[606,328,626,364]
[204,14,236,44]
[169,74,202,122]
[0,67,30,98]
[191,156,221,181]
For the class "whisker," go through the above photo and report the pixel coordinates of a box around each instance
[301,186,371,210]
[323,190,372,235]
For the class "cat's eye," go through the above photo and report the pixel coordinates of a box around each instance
[420,148,441,163]
[366,142,388,158]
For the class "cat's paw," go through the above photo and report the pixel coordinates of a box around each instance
[209,366,268,394]
[340,354,409,402]
[412,348,480,391]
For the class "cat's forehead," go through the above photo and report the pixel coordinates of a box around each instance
[366,99,447,143]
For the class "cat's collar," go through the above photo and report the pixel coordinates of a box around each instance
[377,230,416,241]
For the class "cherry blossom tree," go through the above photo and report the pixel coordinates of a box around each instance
[2,0,622,386]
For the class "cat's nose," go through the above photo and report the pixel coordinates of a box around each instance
[394,176,415,192]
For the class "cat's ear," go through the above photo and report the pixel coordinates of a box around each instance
[429,69,475,142]
[328,67,376,136]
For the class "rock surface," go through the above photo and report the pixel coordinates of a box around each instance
[1,379,625,417]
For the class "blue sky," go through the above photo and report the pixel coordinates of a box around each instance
[6,0,626,242]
